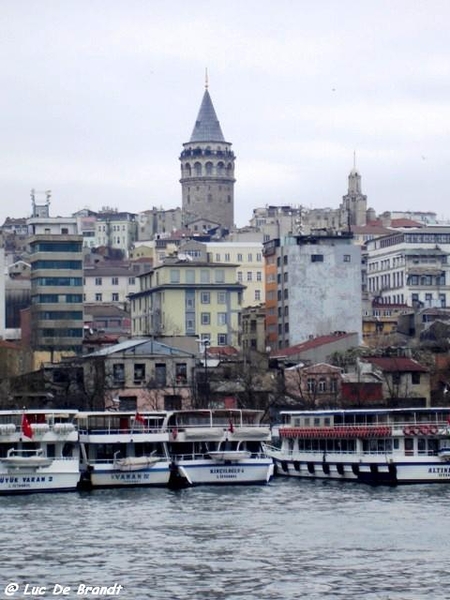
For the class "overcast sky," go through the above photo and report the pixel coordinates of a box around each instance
[1,1,450,227]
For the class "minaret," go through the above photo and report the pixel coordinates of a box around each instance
[179,75,235,231]
[342,153,367,228]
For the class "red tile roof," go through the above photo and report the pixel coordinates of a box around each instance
[271,333,356,358]
[362,357,428,372]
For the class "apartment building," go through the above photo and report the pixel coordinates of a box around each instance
[130,255,245,348]
[365,227,450,309]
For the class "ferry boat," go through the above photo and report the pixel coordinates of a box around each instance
[0,410,79,494]
[77,411,171,489]
[166,409,274,488]
[265,408,450,485]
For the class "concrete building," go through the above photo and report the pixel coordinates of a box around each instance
[137,207,182,241]
[130,255,245,348]
[83,338,197,411]
[263,232,362,350]
[180,82,235,231]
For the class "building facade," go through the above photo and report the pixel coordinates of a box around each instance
[28,215,84,352]
[365,227,450,309]
[130,255,245,348]
[263,232,362,349]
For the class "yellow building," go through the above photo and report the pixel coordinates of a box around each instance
[130,254,245,348]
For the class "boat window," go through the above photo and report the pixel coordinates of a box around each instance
[314,418,320,426]
[417,438,426,455]
[62,443,75,457]
[405,438,414,456]
[294,418,301,427]
[393,439,399,450]
[47,444,55,458]
[304,417,310,426]
[324,417,330,426]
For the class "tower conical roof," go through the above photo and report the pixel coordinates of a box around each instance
[189,89,225,143]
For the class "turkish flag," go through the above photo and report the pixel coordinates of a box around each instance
[135,412,145,426]
[21,414,33,438]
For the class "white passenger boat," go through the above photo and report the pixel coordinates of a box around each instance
[265,408,450,485]
[0,410,79,494]
[77,411,171,489]
[166,409,274,488]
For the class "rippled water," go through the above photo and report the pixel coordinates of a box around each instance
[0,479,449,599]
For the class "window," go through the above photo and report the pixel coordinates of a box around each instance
[237,253,243,262]
[200,270,210,284]
[343,255,351,262]
[186,270,195,284]
[112,293,119,302]
[113,364,125,383]
[95,293,102,302]
[218,333,227,345]
[311,255,324,262]
[217,313,227,325]
[95,277,102,286]
[318,379,327,392]
[392,372,401,385]
[170,269,180,284]
[129,277,135,285]
[217,292,227,304]
[112,277,119,285]
[412,372,421,385]
[255,290,261,301]
[201,292,210,304]
[237,271,243,282]
[175,363,187,384]
[256,271,262,281]
[134,363,146,383]
[155,363,166,386]
[307,378,316,393]
[215,269,225,283]
[224,253,231,262]
[247,272,253,281]
[201,312,211,325]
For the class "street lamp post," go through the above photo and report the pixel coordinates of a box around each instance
[203,339,210,407]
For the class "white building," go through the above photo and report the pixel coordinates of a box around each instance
[365,227,450,308]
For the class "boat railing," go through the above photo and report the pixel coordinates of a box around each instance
[78,427,167,435]
[171,451,267,461]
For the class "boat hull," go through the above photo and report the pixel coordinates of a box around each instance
[172,458,274,486]
[79,462,171,489]
[0,464,80,494]
[270,453,450,484]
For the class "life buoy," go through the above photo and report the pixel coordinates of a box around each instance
[403,426,413,436]
[419,425,429,436]
[429,425,438,435]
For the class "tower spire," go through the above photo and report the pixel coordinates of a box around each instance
[205,68,209,90]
